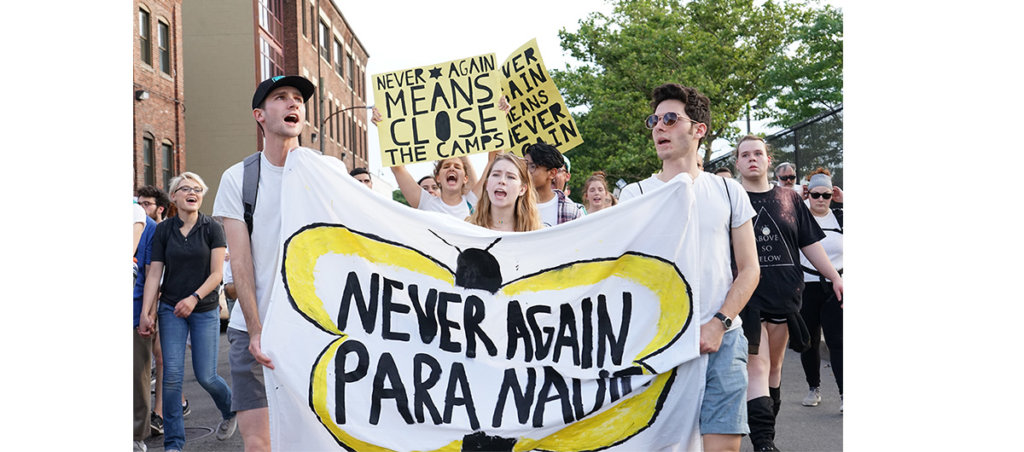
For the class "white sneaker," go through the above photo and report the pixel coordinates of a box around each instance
[802,387,821,407]
[133,440,147,452]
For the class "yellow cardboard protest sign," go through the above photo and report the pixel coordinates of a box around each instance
[373,53,509,167]
[500,38,583,155]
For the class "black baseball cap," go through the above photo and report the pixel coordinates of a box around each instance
[252,75,315,109]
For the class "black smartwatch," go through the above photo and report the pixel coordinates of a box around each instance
[714,312,732,329]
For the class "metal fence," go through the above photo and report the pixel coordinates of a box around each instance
[709,105,843,187]
[765,105,843,187]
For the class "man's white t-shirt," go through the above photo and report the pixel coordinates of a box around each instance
[212,151,286,332]
[537,195,558,227]
[417,188,478,219]
[619,173,755,329]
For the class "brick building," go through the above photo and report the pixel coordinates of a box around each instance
[182,0,370,212]
[134,0,185,193]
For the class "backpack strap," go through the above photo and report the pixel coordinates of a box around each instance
[722,177,738,280]
[242,152,262,237]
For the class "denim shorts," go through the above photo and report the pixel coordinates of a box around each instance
[227,327,269,411]
[700,327,750,435]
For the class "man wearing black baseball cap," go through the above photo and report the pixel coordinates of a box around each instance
[211,75,316,451]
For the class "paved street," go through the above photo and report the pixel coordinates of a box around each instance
[144,331,842,451]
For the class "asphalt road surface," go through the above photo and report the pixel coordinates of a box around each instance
[143,331,842,451]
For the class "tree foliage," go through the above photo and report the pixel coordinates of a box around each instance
[392,189,409,206]
[755,4,843,128]
[553,0,802,195]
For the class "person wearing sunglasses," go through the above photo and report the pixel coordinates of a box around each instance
[773,162,797,188]
[734,135,843,451]
[797,168,844,414]
[140,172,237,451]
[619,83,760,452]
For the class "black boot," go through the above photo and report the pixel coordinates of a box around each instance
[769,386,782,417]
[747,396,780,451]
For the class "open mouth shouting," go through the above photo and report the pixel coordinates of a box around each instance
[445,172,460,186]
[492,187,508,201]
[284,113,300,124]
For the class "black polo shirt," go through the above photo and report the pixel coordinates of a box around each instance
[151,213,226,312]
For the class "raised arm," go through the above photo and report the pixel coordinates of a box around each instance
[371,106,426,208]
[468,97,510,200]
[390,164,425,208]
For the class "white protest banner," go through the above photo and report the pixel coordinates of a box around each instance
[261,148,705,451]
[372,54,509,167]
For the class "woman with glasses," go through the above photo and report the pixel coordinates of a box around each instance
[139,172,236,451]
[798,168,844,413]
[467,153,542,232]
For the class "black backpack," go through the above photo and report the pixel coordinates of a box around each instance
[242,152,261,237]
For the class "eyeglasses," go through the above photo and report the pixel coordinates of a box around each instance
[138,201,155,208]
[809,192,832,200]
[778,175,797,182]
[175,186,204,194]
[645,112,700,129]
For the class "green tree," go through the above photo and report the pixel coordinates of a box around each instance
[755,4,843,128]
[392,189,409,206]
[554,0,801,192]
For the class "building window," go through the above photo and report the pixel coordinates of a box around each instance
[312,84,319,130]
[158,21,171,74]
[143,137,155,186]
[309,4,316,47]
[336,103,342,143]
[260,37,284,80]
[301,2,307,37]
[328,103,334,141]
[334,39,344,78]
[161,142,174,191]
[258,0,284,40]
[319,21,330,62]
[347,52,354,89]
[139,9,151,65]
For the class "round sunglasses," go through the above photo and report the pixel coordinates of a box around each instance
[645,112,700,129]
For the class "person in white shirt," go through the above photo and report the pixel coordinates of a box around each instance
[213,75,340,452]
[618,83,759,452]
[524,142,584,227]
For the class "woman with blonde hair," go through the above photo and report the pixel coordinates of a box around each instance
[139,172,236,450]
[467,153,542,232]
[582,171,615,213]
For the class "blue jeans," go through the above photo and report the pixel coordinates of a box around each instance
[700,327,750,435]
[158,303,234,450]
